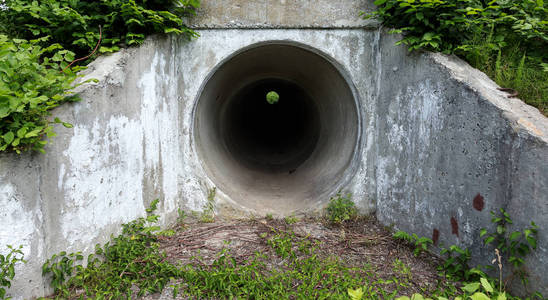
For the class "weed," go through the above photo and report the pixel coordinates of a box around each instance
[393,231,433,257]
[177,208,187,225]
[38,204,543,299]
[175,231,411,299]
[399,276,507,300]
[438,245,479,282]
[200,187,216,223]
[42,199,180,298]
[393,259,412,282]
[0,245,25,300]
[325,192,358,225]
[348,287,364,300]
[267,231,296,259]
[480,208,538,288]
[284,214,299,225]
[265,213,274,221]
[394,209,544,300]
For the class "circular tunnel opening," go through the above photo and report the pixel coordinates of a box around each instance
[194,43,360,214]
[223,78,320,173]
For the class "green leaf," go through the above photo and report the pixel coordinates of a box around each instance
[496,225,504,234]
[3,132,14,144]
[52,52,63,62]
[470,292,490,300]
[480,278,493,293]
[164,28,183,34]
[64,52,75,62]
[62,122,74,128]
[25,129,42,138]
[509,231,521,241]
[526,236,537,248]
[348,287,364,300]
[126,18,144,26]
[0,107,9,118]
[423,32,436,41]
[17,127,28,138]
[411,294,425,300]
[462,282,480,293]
[374,0,388,6]
[497,292,507,300]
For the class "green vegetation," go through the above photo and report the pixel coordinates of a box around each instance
[0,0,199,59]
[395,275,508,300]
[0,36,85,153]
[393,209,543,300]
[439,245,475,282]
[480,208,538,287]
[36,199,543,299]
[40,200,414,299]
[0,245,25,300]
[325,192,359,225]
[266,91,280,104]
[42,199,180,298]
[284,214,299,225]
[200,187,216,223]
[174,231,410,299]
[393,231,434,257]
[364,0,548,115]
[0,0,200,154]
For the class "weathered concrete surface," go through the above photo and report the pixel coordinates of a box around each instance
[375,33,548,296]
[189,0,377,28]
[0,23,547,300]
[0,29,378,299]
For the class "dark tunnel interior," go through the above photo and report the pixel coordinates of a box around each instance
[222,79,320,172]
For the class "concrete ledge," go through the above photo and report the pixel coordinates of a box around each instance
[188,0,379,29]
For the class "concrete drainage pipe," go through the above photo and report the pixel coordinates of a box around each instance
[193,42,360,214]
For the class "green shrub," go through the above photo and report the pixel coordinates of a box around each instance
[325,192,358,225]
[0,36,85,153]
[0,245,25,300]
[0,0,199,59]
[393,231,433,257]
[0,0,200,154]
[480,208,538,287]
[364,0,548,115]
[396,277,508,300]
[42,199,181,298]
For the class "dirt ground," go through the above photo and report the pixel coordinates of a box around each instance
[142,215,449,299]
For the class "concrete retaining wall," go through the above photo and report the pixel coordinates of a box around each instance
[0,0,546,298]
[375,33,548,295]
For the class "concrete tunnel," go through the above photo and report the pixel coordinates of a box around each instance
[3,2,548,297]
[194,42,361,213]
